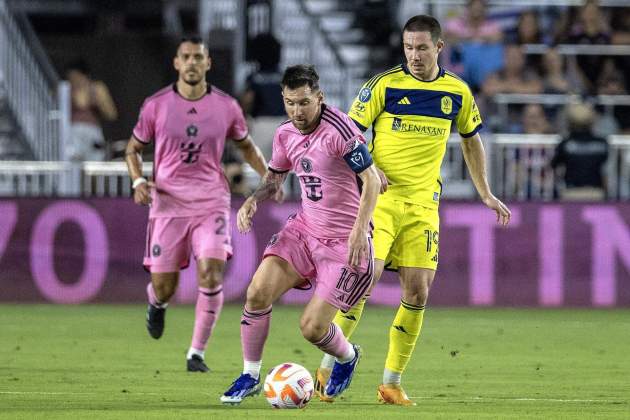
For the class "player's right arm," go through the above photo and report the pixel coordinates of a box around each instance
[125,136,154,206]
[237,169,287,233]
[126,98,155,206]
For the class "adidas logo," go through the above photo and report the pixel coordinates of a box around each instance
[393,325,408,333]
[343,314,357,321]
[240,320,251,325]
[187,107,197,114]
[397,97,411,105]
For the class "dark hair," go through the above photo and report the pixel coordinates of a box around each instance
[402,15,442,44]
[281,64,320,90]
[178,35,205,48]
[65,58,90,76]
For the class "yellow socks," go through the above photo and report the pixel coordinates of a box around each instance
[333,294,369,339]
[384,300,425,377]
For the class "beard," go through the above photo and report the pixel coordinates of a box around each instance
[183,73,203,86]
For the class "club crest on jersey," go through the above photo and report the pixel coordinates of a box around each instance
[300,158,313,173]
[186,124,198,137]
[358,87,372,103]
[441,96,452,115]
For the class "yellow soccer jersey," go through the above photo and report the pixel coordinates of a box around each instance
[348,64,482,209]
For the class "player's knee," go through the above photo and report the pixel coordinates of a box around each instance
[153,281,176,301]
[245,282,273,311]
[299,315,328,343]
[402,280,430,306]
[198,269,223,289]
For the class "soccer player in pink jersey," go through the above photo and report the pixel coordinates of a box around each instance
[221,65,382,404]
[125,36,268,372]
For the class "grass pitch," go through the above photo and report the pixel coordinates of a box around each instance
[1,304,629,419]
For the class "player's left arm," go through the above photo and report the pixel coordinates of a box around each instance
[460,134,511,226]
[233,134,267,177]
[343,140,381,266]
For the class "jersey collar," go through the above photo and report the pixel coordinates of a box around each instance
[172,82,212,101]
[402,63,445,83]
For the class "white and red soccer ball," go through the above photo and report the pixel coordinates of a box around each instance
[264,363,314,409]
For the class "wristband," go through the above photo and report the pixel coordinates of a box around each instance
[132,177,147,189]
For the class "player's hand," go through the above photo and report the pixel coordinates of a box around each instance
[483,194,511,226]
[347,226,369,267]
[375,166,388,194]
[133,181,154,206]
[237,197,257,233]
[273,187,284,203]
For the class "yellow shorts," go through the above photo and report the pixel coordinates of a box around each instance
[372,196,439,271]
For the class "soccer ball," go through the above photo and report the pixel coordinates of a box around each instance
[264,363,314,409]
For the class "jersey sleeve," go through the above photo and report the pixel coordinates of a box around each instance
[456,86,483,138]
[347,77,386,132]
[268,129,291,173]
[227,99,249,141]
[132,99,156,144]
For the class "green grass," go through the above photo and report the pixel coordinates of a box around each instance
[0,305,629,419]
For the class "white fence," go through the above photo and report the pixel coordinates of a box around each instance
[0,135,627,200]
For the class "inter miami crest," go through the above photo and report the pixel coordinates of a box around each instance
[186,124,198,137]
[300,158,313,173]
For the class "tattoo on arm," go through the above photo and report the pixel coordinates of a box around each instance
[251,171,286,202]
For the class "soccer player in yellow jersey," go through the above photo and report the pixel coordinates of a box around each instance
[314,15,512,405]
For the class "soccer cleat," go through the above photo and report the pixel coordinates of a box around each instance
[324,344,361,398]
[377,383,416,406]
[314,368,334,402]
[187,354,209,372]
[220,373,262,405]
[146,304,166,339]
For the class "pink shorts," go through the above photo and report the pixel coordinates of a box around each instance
[143,211,232,273]
[263,219,374,312]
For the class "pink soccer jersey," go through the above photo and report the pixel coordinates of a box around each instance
[268,104,369,239]
[133,84,248,217]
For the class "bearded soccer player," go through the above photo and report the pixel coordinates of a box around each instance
[125,36,268,372]
[220,65,381,404]
[314,15,512,405]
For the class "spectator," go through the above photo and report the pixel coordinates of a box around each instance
[65,59,117,161]
[541,48,574,94]
[610,8,630,91]
[596,59,630,134]
[551,103,609,201]
[444,0,504,91]
[567,0,612,94]
[482,45,543,96]
[240,33,284,118]
[507,10,544,45]
[521,104,552,134]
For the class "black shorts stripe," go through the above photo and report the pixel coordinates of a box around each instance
[323,109,355,139]
[321,115,351,141]
[345,237,374,306]
[366,65,403,89]
[145,219,154,259]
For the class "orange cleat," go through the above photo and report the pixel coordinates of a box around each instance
[377,384,416,406]
[314,367,335,402]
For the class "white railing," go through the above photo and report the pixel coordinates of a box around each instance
[0,136,627,200]
[273,0,358,111]
[0,0,70,160]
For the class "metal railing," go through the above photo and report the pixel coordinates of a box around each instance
[1,135,626,200]
[0,0,69,161]
[272,0,358,111]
